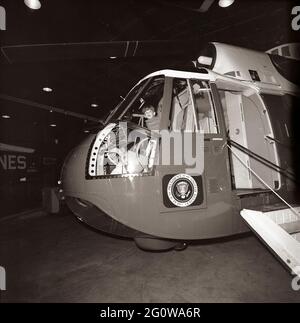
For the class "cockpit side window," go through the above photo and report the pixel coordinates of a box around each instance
[118,76,165,130]
[170,78,219,134]
[191,80,219,134]
[105,79,149,124]
[170,79,192,131]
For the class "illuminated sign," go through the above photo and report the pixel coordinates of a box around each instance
[0,154,27,170]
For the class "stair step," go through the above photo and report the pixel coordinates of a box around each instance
[281,221,300,234]
[264,206,300,226]
[234,189,270,196]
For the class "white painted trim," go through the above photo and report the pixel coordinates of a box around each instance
[139,69,215,84]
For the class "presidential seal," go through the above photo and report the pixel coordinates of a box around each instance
[167,174,198,207]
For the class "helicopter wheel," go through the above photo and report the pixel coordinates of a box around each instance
[134,236,177,251]
[174,242,188,251]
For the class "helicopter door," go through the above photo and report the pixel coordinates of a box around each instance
[242,94,280,189]
[222,91,280,190]
[159,78,230,210]
[223,92,250,188]
[158,78,208,213]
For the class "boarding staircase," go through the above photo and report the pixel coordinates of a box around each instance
[227,139,300,272]
[241,205,300,272]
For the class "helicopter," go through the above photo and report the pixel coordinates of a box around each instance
[58,42,300,271]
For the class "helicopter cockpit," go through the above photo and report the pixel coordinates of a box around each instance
[105,73,219,135]
[87,76,167,179]
[88,72,220,179]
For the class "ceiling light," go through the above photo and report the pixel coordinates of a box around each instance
[91,103,99,108]
[43,87,53,93]
[218,0,235,8]
[84,130,90,133]
[110,56,117,59]
[50,124,57,127]
[2,115,11,119]
[24,0,41,10]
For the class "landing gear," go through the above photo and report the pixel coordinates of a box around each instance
[134,236,188,252]
[174,242,188,251]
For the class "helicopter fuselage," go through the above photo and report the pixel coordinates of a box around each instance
[61,44,300,249]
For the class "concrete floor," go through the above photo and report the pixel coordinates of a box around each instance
[0,208,299,303]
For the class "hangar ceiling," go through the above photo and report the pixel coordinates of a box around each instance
[0,0,298,153]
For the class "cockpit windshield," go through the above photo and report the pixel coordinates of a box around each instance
[105,76,165,130]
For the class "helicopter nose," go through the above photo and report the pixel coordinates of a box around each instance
[61,136,91,193]
[61,135,115,218]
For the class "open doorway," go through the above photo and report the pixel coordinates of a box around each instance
[218,89,281,190]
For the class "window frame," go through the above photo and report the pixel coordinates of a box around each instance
[167,77,224,137]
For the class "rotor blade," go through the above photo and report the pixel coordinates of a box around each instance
[1,40,199,64]
[0,93,102,123]
[159,0,215,13]
[0,143,35,154]
[197,0,215,12]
